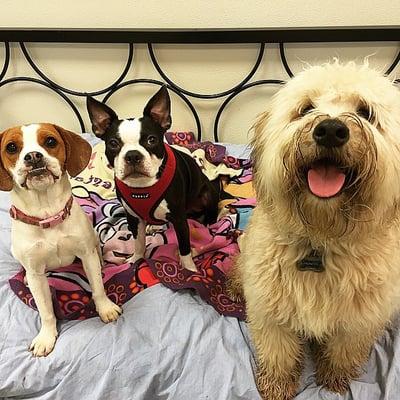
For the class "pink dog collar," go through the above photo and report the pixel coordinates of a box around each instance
[9,196,74,229]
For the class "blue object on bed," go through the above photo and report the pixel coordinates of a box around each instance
[0,141,399,400]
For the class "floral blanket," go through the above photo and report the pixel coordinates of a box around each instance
[9,133,255,321]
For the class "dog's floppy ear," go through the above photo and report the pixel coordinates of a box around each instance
[250,110,271,197]
[0,131,13,191]
[250,110,270,163]
[54,125,92,177]
[143,85,172,130]
[86,96,118,137]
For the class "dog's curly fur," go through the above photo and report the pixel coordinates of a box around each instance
[232,61,400,399]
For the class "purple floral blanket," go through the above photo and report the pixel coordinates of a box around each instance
[9,133,255,321]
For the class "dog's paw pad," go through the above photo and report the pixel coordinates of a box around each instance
[97,299,122,323]
[29,331,57,357]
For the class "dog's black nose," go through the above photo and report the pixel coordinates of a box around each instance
[313,119,349,148]
[125,150,144,165]
[24,151,44,166]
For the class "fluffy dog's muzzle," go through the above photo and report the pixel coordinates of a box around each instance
[307,118,349,198]
[285,114,377,201]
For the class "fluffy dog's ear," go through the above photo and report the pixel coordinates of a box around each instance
[54,125,92,177]
[86,96,118,137]
[250,110,271,197]
[0,131,13,191]
[250,110,270,165]
[143,85,172,130]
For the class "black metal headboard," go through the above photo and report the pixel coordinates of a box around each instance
[0,27,399,141]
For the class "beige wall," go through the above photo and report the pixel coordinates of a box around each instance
[2,0,400,28]
[0,1,399,143]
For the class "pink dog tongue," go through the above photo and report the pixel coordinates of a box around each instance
[307,164,346,198]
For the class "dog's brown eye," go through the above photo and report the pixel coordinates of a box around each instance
[299,103,314,116]
[108,138,120,149]
[147,136,157,145]
[5,142,18,154]
[356,105,372,121]
[45,136,57,148]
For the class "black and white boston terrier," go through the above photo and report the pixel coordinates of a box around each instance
[86,86,220,272]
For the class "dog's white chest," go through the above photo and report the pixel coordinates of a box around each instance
[12,227,81,270]
[11,204,97,271]
[20,236,77,269]
[122,197,170,223]
[153,199,170,221]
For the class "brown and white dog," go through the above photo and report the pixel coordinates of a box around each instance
[0,123,122,357]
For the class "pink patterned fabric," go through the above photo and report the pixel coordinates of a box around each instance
[9,139,254,321]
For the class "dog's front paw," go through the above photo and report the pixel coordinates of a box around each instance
[316,367,351,394]
[29,328,58,357]
[256,370,298,400]
[313,341,360,394]
[180,254,198,272]
[96,297,122,323]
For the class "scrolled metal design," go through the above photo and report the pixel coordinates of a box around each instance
[20,42,134,97]
[0,42,10,82]
[0,76,86,131]
[0,33,398,139]
[280,43,400,80]
[148,43,265,99]
[385,49,400,76]
[279,43,294,79]
[213,79,285,142]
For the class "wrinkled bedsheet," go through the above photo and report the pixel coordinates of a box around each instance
[0,137,399,400]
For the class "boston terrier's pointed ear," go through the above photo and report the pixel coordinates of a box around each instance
[86,96,118,137]
[143,85,172,130]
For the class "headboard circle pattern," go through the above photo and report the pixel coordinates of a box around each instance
[19,42,135,97]
[386,50,400,75]
[148,43,266,99]
[213,79,284,141]
[280,42,400,79]
[279,43,295,78]
[0,42,10,82]
[0,27,399,141]
[0,76,86,131]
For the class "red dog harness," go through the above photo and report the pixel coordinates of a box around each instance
[115,144,176,225]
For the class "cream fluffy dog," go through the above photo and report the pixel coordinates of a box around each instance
[231,62,400,399]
